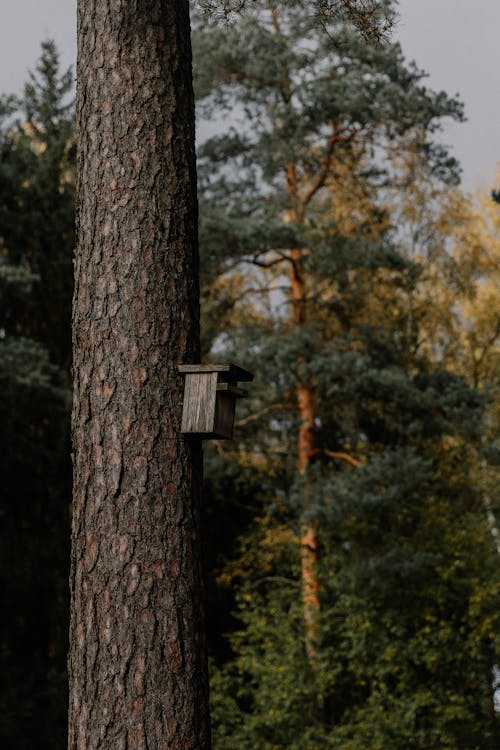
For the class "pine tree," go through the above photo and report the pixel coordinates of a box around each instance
[194,0,462,652]
[193,2,500,746]
[69,2,210,747]
[0,41,75,369]
[0,41,74,750]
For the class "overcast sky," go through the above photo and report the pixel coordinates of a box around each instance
[0,0,498,191]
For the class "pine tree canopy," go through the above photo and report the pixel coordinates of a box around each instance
[193,2,500,747]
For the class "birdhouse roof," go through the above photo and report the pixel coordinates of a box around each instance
[178,363,254,382]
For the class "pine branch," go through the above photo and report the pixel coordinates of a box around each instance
[311,448,361,467]
[300,122,359,215]
[245,254,293,269]
[230,284,291,304]
[198,2,395,43]
[236,402,293,427]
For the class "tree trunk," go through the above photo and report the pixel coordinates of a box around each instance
[289,246,320,662]
[69,2,210,748]
[297,387,320,662]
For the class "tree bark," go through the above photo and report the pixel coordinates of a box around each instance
[290,250,320,662]
[297,386,320,662]
[69,2,210,748]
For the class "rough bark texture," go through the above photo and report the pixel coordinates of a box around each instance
[69,2,210,748]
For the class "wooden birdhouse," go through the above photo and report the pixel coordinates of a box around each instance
[179,363,254,440]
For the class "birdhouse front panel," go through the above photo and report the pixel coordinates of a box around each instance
[180,371,218,435]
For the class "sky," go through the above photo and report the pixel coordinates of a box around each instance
[0,0,498,192]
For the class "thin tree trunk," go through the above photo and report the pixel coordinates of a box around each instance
[274,0,321,666]
[69,2,210,748]
[297,383,319,659]
[290,246,320,661]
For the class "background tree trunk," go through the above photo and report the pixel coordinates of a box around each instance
[69,2,210,748]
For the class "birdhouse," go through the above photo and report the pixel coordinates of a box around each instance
[178,363,254,440]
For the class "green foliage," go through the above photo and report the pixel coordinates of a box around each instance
[0,41,73,750]
[198,0,396,43]
[194,2,500,747]
[209,445,499,748]
[0,40,75,368]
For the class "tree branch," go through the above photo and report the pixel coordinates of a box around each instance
[311,448,361,467]
[230,284,291,305]
[245,255,292,269]
[300,122,359,214]
[236,402,293,427]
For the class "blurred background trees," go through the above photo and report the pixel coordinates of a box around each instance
[0,41,73,750]
[0,3,498,746]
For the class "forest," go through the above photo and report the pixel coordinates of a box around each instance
[0,1,499,748]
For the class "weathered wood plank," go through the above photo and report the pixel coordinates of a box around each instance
[181,372,217,434]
